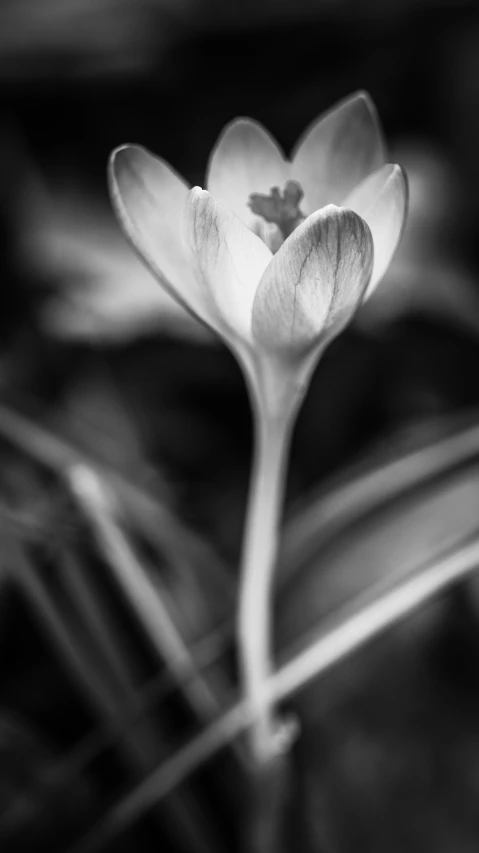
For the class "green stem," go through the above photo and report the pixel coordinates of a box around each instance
[237,393,293,765]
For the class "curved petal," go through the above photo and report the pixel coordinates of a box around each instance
[252,205,373,355]
[109,145,212,325]
[343,163,408,298]
[206,118,290,225]
[185,188,272,341]
[291,91,386,214]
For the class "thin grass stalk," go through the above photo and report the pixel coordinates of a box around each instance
[66,463,229,725]
[57,546,219,853]
[0,403,235,695]
[60,547,145,697]
[146,569,234,708]
[279,414,479,577]
[1,520,219,853]
[0,401,230,586]
[0,525,126,722]
[59,620,231,783]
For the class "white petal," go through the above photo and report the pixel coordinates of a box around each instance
[252,205,373,355]
[109,145,212,324]
[206,118,290,225]
[343,163,408,297]
[291,91,386,214]
[185,188,272,340]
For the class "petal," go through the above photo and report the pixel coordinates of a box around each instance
[252,205,373,355]
[109,145,211,324]
[185,188,272,340]
[343,163,408,298]
[206,118,290,225]
[291,91,386,214]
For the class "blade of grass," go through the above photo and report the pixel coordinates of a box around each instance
[278,468,479,653]
[0,400,231,592]
[57,544,220,853]
[0,524,130,726]
[58,619,231,784]
[64,464,244,835]
[60,546,145,697]
[0,519,219,853]
[0,403,236,721]
[280,412,479,580]
[68,533,479,853]
[66,463,232,727]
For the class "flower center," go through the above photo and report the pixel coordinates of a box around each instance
[248,180,306,241]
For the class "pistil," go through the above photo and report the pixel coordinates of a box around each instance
[248,180,306,242]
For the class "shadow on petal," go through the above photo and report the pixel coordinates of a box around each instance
[109,145,211,325]
[206,118,290,226]
[185,187,272,341]
[291,91,386,215]
[343,163,409,298]
[252,204,373,356]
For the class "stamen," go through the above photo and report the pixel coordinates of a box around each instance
[248,180,306,241]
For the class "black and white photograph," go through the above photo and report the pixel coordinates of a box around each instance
[1,0,479,851]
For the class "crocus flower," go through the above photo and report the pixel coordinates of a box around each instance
[108,91,409,772]
[109,91,407,414]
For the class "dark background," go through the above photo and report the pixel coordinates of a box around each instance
[2,1,479,851]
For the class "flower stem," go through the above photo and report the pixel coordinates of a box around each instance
[237,395,293,766]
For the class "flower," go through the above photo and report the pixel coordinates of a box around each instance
[109,94,407,768]
[109,91,407,411]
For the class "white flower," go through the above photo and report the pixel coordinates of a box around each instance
[109,94,408,767]
[109,91,407,409]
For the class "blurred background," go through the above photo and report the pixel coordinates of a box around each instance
[2,0,479,851]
